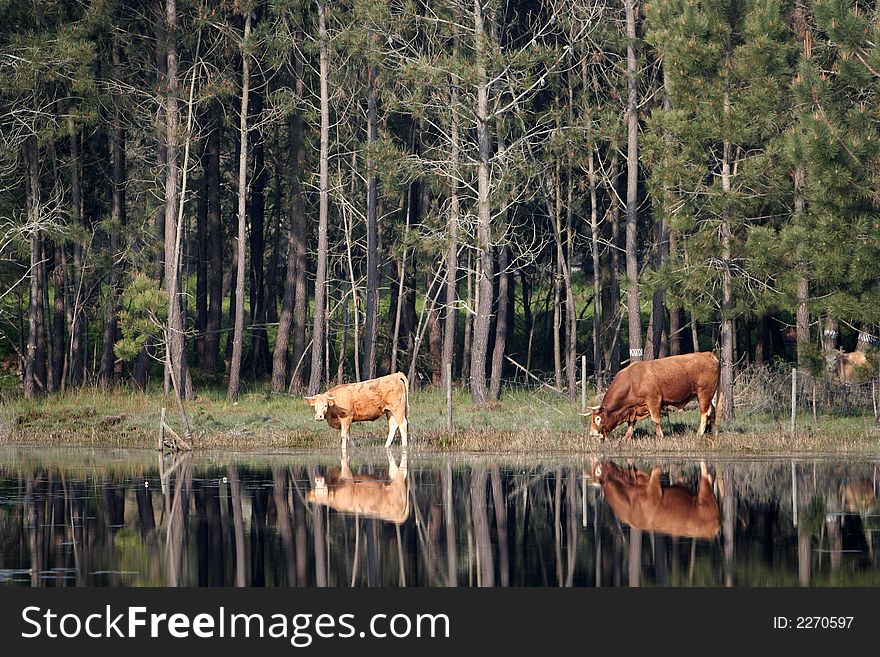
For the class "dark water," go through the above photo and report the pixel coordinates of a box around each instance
[0,447,878,587]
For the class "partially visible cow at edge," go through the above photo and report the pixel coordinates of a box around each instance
[307,450,409,524]
[589,460,721,539]
[305,372,409,450]
[827,349,876,386]
[587,352,721,440]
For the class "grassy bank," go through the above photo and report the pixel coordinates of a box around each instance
[2,385,880,456]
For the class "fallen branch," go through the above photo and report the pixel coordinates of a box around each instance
[504,355,564,394]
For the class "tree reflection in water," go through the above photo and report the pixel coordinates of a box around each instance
[0,451,878,587]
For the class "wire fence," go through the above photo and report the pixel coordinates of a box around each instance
[735,364,879,420]
[492,360,880,423]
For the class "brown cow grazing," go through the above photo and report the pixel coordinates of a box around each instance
[305,372,409,450]
[307,450,409,524]
[588,352,721,440]
[590,460,720,539]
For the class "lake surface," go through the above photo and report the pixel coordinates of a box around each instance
[0,447,878,587]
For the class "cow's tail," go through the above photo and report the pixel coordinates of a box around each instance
[398,372,410,417]
[710,353,724,428]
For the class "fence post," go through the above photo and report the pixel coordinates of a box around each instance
[581,355,587,416]
[873,379,878,425]
[791,367,797,436]
[791,461,798,528]
[446,362,453,432]
[812,381,817,423]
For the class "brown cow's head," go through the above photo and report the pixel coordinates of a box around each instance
[305,394,335,421]
[588,406,613,439]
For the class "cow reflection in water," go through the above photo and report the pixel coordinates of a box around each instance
[590,460,721,539]
[308,450,409,524]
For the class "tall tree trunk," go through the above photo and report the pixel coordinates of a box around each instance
[720,87,735,420]
[488,108,510,401]
[552,163,564,390]
[646,218,667,360]
[668,231,682,356]
[289,68,309,390]
[794,164,810,368]
[272,72,307,392]
[50,242,65,392]
[68,121,85,389]
[23,137,44,398]
[202,106,223,373]
[308,0,330,395]
[195,137,208,365]
[489,247,510,400]
[624,0,643,365]
[100,34,126,388]
[441,76,460,391]
[47,145,65,392]
[361,60,379,380]
[589,147,601,383]
[247,86,269,378]
[163,0,193,400]
[228,9,252,402]
[462,251,473,382]
[602,150,621,375]
[469,0,493,405]
[564,167,577,398]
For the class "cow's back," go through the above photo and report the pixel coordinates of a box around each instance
[328,373,407,422]
[632,352,719,404]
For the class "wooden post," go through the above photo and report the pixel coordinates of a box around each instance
[872,379,878,424]
[791,367,797,436]
[581,354,587,416]
[791,461,798,528]
[446,362,453,432]
[812,381,817,423]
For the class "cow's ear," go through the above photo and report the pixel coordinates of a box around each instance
[326,396,336,406]
[304,396,316,406]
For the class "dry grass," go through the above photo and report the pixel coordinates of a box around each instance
[1,384,879,456]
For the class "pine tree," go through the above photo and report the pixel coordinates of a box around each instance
[645,0,793,419]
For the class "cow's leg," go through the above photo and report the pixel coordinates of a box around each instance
[697,392,713,437]
[340,417,352,452]
[622,421,636,441]
[385,416,399,449]
[647,467,664,503]
[697,410,709,437]
[649,404,665,440]
[398,416,409,448]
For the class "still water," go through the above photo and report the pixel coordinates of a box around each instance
[0,447,878,587]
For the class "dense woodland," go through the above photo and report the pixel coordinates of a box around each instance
[1,0,879,417]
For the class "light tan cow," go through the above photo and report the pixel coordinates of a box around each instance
[305,372,409,450]
[829,350,876,385]
[307,450,409,524]
[589,460,721,539]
